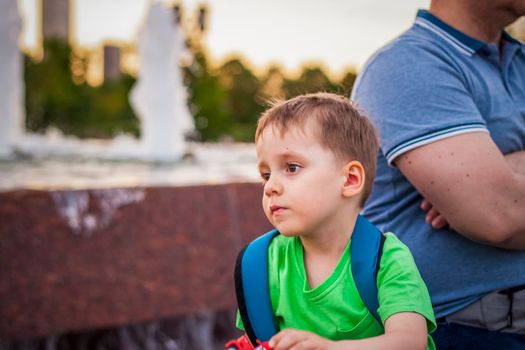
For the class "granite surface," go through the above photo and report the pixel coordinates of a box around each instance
[0,183,271,340]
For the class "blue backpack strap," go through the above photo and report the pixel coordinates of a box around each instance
[351,214,386,324]
[235,217,385,344]
[234,229,279,346]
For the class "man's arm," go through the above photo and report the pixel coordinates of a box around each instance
[505,151,525,175]
[396,132,525,249]
[421,150,525,229]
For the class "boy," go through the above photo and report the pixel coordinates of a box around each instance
[235,93,435,350]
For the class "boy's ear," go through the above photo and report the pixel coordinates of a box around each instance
[342,160,365,198]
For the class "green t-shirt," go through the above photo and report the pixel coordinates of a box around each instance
[237,232,436,349]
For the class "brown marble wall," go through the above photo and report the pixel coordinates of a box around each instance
[0,183,272,340]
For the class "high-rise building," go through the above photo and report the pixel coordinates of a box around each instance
[103,45,121,81]
[42,0,69,41]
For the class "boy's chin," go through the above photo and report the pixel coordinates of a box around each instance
[274,227,299,237]
[269,219,301,237]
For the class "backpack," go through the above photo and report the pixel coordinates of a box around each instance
[234,214,386,346]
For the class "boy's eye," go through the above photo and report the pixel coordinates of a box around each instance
[260,172,270,183]
[286,163,301,174]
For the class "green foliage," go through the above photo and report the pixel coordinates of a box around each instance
[184,52,230,141]
[186,56,358,142]
[24,39,358,142]
[24,39,77,133]
[283,66,339,97]
[25,39,139,139]
[340,71,357,96]
[77,75,140,138]
[217,58,265,141]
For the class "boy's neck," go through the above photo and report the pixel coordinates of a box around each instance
[299,208,360,258]
[300,208,360,289]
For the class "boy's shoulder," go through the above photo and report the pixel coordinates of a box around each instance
[381,232,414,257]
[382,231,405,248]
[379,232,418,270]
[377,232,430,294]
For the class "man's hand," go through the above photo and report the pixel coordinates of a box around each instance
[505,150,525,175]
[269,329,334,350]
[420,198,448,229]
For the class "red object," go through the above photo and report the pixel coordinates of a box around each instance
[256,340,272,349]
[225,335,255,350]
[225,335,273,350]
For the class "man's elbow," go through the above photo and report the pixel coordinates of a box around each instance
[481,228,516,247]
[452,214,521,248]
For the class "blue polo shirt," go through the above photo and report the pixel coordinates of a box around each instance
[352,10,525,318]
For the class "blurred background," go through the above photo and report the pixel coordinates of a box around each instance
[16,0,435,143]
[1,1,524,349]
[9,0,525,145]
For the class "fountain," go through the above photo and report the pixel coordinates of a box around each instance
[0,1,267,349]
[0,0,259,191]
[5,1,195,162]
[0,0,24,158]
[130,2,195,162]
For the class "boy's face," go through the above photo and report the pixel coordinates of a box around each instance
[256,124,348,237]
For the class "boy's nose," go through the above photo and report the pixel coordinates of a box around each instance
[264,176,283,196]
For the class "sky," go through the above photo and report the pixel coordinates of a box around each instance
[18,0,429,76]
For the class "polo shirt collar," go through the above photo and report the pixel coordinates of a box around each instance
[416,10,525,57]
[502,31,523,46]
[415,9,485,56]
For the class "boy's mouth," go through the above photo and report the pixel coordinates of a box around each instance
[270,204,285,214]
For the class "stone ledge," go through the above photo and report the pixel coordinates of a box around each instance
[0,183,271,339]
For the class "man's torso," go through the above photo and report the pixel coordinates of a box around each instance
[353,10,525,318]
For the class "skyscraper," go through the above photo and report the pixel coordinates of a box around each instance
[42,0,69,41]
[103,44,121,81]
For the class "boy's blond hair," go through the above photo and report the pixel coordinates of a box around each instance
[255,92,379,205]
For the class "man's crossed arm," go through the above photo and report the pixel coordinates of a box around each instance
[395,132,525,250]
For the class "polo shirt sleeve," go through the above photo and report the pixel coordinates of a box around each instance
[352,42,488,166]
[376,233,436,333]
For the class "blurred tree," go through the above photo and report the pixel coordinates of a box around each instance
[258,65,286,101]
[24,39,359,143]
[185,50,231,141]
[80,75,140,138]
[339,70,357,96]
[283,66,337,98]
[24,39,78,133]
[24,39,139,139]
[217,57,265,141]
[71,47,90,85]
